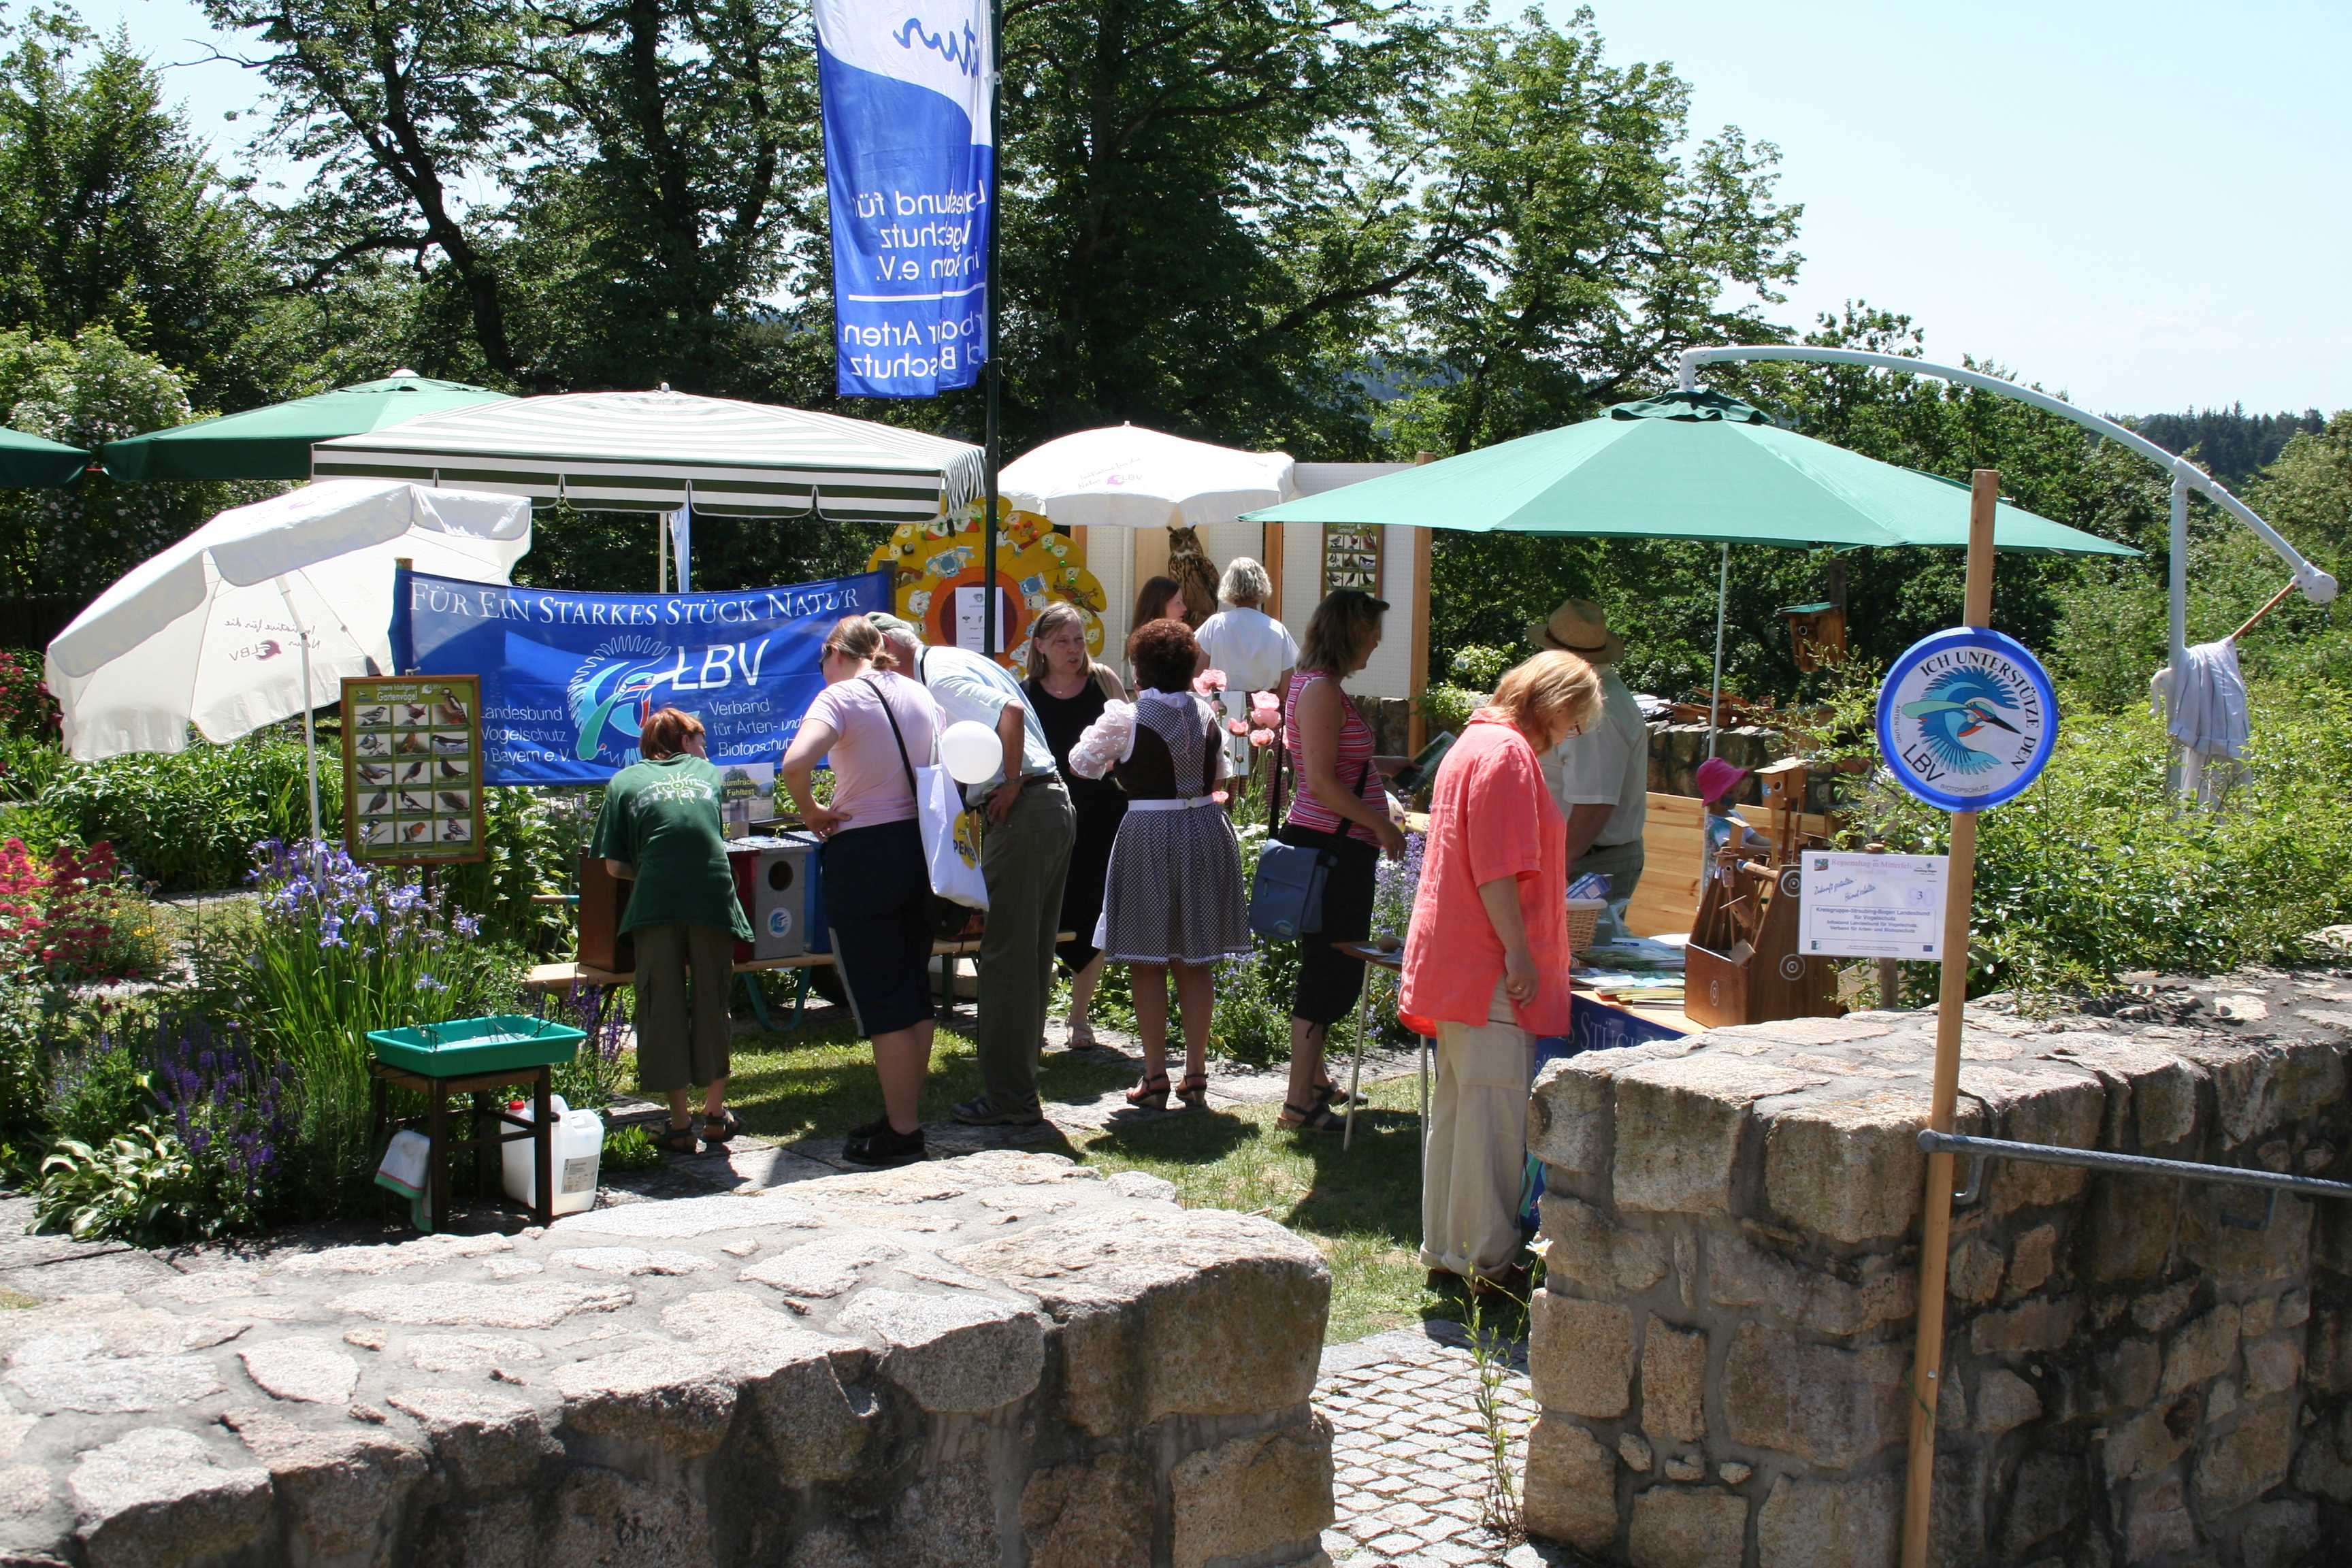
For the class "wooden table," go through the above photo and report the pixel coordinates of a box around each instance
[1326,942,1694,1153]
[368,1059,554,1233]
[522,932,1071,1034]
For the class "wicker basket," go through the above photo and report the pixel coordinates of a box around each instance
[1565,896,1607,954]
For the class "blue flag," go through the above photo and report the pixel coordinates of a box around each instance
[396,568,892,784]
[817,0,994,399]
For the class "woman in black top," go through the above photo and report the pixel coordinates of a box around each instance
[1022,602,1128,1048]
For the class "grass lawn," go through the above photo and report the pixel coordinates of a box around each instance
[717,1012,1508,1346]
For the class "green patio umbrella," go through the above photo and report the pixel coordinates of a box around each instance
[1244,389,2136,749]
[0,428,91,488]
[1247,389,2134,555]
[97,371,512,483]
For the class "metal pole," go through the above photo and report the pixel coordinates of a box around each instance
[1707,543,1729,759]
[1678,344,2337,607]
[1900,470,1999,1568]
[280,581,323,847]
[2166,473,2190,797]
[979,0,1003,659]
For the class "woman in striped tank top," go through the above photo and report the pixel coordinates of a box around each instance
[1276,589,1405,1132]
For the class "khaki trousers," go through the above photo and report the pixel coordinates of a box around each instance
[1419,983,1534,1281]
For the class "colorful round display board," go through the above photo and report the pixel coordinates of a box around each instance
[1875,627,2058,812]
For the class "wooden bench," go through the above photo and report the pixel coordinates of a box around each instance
[523,932,1072,1034]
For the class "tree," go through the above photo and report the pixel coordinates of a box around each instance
[0,11,280,407]
[0,325,263,607]
[203,0,819,394]
[1375,7,1801,455]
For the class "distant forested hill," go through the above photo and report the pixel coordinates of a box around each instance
[2125,406,2326,486]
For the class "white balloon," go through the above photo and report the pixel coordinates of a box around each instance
[939,720,1002,785]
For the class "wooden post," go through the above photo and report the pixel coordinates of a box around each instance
[1900,469,1999,1567]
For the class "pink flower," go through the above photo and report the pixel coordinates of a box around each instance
[1192,668,1228,696]
[1211,789,1230,805]
[1249,729,1275,749]
[1249,692,1281,729]
[1227,719,1250,736]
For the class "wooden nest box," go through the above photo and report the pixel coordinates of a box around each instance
[1780,602,1847,672]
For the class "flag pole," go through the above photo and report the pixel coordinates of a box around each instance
[979,0,1004,659]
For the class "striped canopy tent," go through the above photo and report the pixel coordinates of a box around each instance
[313,389,982,526]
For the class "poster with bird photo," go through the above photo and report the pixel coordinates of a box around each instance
[339,674,487,866]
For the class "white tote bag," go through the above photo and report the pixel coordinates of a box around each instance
[868,679,989,911]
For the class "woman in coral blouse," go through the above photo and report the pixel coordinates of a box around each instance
[1401,650,1604,1296]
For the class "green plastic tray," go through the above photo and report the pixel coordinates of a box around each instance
[367,1013,585,1078]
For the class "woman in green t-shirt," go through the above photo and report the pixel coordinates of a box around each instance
[589,707,753,1153]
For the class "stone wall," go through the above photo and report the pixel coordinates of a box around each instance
[0,1149,1335,1568]
[1521,970,2352,1567]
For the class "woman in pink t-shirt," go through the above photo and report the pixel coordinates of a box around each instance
[1401,650,1603,1296]
[779,616,943,1167]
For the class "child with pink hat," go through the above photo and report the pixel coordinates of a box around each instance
[1697,757,1764,885]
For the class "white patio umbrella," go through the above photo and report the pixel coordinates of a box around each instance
[1000,423,1296,529]
[46,479,533,842]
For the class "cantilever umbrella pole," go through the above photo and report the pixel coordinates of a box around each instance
[1708,544,1729,759]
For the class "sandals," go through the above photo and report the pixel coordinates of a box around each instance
[1177,1073,1209,1109]
[1125,1073,1171,1110]
[702,1109,742,1145]
[658,1122,700,1155]
[1313,1079,1363,1110]
[1278,1100,1348,1134]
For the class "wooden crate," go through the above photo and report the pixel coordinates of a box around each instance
[1624,791,1835,939]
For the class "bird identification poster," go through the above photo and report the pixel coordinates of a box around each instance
[1799,851,1946,960]
[341,675,487,866]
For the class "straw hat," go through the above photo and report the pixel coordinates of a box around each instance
[1526,598,1625,665]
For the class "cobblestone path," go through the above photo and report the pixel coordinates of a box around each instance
[1316,1324,1550,1567]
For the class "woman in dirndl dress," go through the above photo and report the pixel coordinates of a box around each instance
[1068,616,1251,1110]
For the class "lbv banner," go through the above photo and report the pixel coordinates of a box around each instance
[815,0,993,399]
[392,568,893,784]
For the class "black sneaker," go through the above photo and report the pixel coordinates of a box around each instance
[842,1122,926,1166]
[950,1094,1045,1127]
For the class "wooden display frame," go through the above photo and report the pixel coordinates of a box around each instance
[341,674,488,866]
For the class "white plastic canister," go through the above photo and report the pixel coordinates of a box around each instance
[500,1094,604,1215]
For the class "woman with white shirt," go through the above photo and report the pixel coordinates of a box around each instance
[1068,617,1251,1111]
[1194,557,1296,781]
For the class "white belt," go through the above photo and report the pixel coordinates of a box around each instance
[1124,795,1219,813]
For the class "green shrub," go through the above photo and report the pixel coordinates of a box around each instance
[1805,666,2352,996]
[38,732,336,891]
[441,787,600,953]
[43,1026,156,1148]
[1418,683,1483,738]
[1448,644,1514,689]
[601,1124,662,1172]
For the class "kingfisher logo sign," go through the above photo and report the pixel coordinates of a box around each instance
[397,568,892,783]
[1876,627,2058,813]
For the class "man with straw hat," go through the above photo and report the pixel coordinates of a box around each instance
[1527,598,1648,934]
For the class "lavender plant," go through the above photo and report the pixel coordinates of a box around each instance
[149,1015,292,1232]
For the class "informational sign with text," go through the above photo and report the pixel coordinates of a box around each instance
[1800,852,1948,960]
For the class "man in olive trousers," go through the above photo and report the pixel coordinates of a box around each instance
[872,614,1075,1125]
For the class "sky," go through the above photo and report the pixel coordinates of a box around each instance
[84,0,2352,419]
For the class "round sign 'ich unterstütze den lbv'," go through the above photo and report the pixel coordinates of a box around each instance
[1875,627,2057,813]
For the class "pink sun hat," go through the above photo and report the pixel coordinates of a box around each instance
[1695,757,1751,804]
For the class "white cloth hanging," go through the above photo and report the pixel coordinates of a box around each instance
[2153,640,2251,762]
